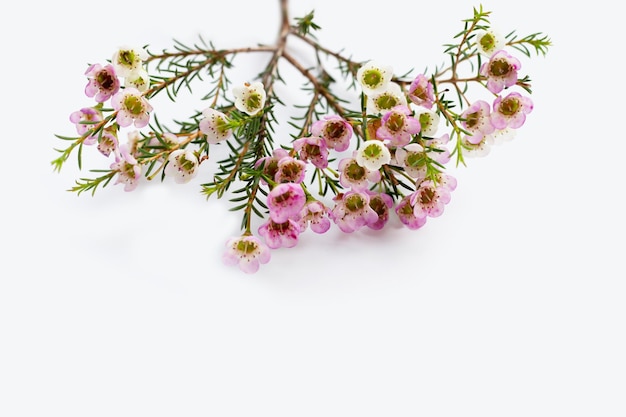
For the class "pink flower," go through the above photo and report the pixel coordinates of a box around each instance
[222,235,271,274]
[266,183,306,223]
[460,100,495,145]
[366,191,394,230]
[69,107,102,145]
[199,108,232,144]
[479,50,521,94]
[395,195,427,230]
[298,201,331,234]
[164,149,199,184]
[111,87,153,128]
[338,155,381,190]
[84,63,120,103]
[377,105,420,147]
[258,219,301,249]
[491,92,533,129]
[310,115,353,152]
[408,74,435,109]
[426,133,452,165]
[98,128,119,157]
[275,156,306,183]
[393,144,427,180]
[330,191,379,233]
[293,136,329,169]
[110,144,141,192]
[410,179,453,218]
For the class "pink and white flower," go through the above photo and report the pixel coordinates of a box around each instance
[330,191,379,233]
[298,201,331,234]
[474,28,505,57]
[338,155,381,190]
[110,144,141,192]
[410,178,454,219]
[69,107,102,144]
[395,195,428,230]
[256,148,290,184]
[232,82,266,116]
[275,156,306,183]
[258,219,301,249]
[480,50,521,94]
[366,191,394,230]
[112,46,148,78]
[84,63,120,103]
[377,105,420,147]
[408,74,435,109]
[460,100,495,145]
[394,143,427,180]
[293,136,329,169]
[222,235,271,274]
[491,92,533,129]
[164,149,199,184]
[412,107,440,137]
[310,115,353,152]
[111,87,153,128]
[199,108,233,144]
[124,67,150,93]
[267,183,307,223]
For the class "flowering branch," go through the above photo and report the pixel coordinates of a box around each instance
[52,1,551,273]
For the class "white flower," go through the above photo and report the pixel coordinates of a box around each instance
[199,108,232,144]
[124,67,150,93]
[356,60,393,95]
[394,143,427,180]
[355,140,391,171]
[366,82,407,115]
[412,107,440,137]
[232,82,266,116]
[112,46,149,78]
[165,149,199,184]
[475,28,505,57]
[484,127,516,146]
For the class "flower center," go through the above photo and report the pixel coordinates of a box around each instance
[123,95,144,115]
[480,33,496,52]
[246,93,262,111]
[119,50,137,68]
[304,143,321,157]
[325,121,346,139]
[418,113,432,130]
[362,69,382,89]
[499,97,520,116]
[279,162,303,182]
[96,70,115,90]
[418,187,436,205]
[345,160,366,180]
[386,113,405,132]
[236,240,257,255]
[345,194,365,212]
[465,111,480,129]
[363,143,382,159]
[406,152,424,167]
[177,154,196,172]
[490,59,511,77]
[376,94,398,111]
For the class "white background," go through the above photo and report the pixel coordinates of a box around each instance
[1,0,624,416]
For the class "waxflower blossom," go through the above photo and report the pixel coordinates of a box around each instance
[366,82,407,115]
[410,179,454,219]
[356,61,393,95]
[377,105,420,147]
[69,107,102,145]
[275,156,306,183]
[491,92,533,129]
[222,235,270,274]
[460,100,495,145]
[111,87,153,128]
[330,191,379,233]
[412,107,440,137]
[395,195,428,230]
[293,136,329,169]
[233,82,266,116]
[112,46,148,78]
[355,140,391,171]
[164,149,199,184]
[408,74,435,109]
[338,155,381,190]
[474,28,505,57]
[199,107,233,144]
[461,134,492,158]
[267,182,307,223]
[480,50,521,94]
[258,218,301,249]
[394,143,427,180]
[97,128,118,157]
[366,191,394,230]
[110,144,141,192]
[124,67,150,93]
[298,201,331,234]
[485,127,516,146]
[84,63,120,103]
[310,115,353,152]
